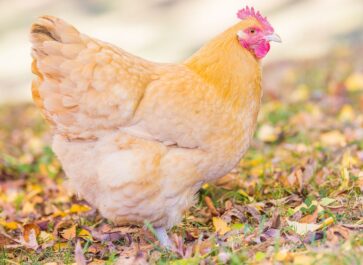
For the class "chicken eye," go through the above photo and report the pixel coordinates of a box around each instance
[250,29,256,34]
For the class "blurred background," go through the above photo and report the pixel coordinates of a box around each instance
[0,0,362,103]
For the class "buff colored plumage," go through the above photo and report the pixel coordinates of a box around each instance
[30,7,280,246]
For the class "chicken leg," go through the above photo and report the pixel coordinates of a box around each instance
[154,227,172,249]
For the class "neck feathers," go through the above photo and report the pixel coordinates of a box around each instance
[184,22,261,108]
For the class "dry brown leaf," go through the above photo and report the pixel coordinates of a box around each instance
[196,239,214,256]
[0,232,16,246]
[271,211,281,229]
[204,196,219,216]
[23,223,41,243]
[20,228,39,250]
[282,168,303,191]
[327,225,351,244]
[61,224,77,240]
[299,207,318,224]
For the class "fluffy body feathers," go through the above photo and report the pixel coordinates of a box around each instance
[30,15,263,228]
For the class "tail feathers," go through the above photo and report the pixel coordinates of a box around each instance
[30,16,81,48]
[30,16,84,127]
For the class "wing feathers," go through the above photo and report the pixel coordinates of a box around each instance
[30,16,157,139]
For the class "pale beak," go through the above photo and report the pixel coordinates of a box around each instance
[265,33,282,43]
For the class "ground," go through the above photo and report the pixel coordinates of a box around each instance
[0,47,362,264]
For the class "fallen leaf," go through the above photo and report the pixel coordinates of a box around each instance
[61,224,77,240]
[254,251,266,262]
[23,223,41,243]
[38,231,55,245]
[75,240,87,265]
[0,220,19,230]
[20,228,39,250]
[221,208,246,223]
[195,239,214,256]
[345,72,363,91]
[204,196,219,216]
[235,205,261,223]
[78,228,93,241]
[339,105,355,122]
[270,211,281,229]
[69,204,92,214]
[332,167,350,195]
[274,248,294,262]
[320,197,336,207]
[284,168,303,191]
[299,207,318,224]
[287,217,334,236]
[320,131,346,147]
[212,217,231,235]
[0,232,16,246]
[53,242,69,251]
[327,225,351,244]
[293,254,315,265]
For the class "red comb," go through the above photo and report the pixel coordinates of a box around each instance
[237,6,273,32]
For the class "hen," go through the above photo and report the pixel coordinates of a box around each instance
[30,6,280,246]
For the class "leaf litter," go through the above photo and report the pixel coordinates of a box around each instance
[0,47,363,264]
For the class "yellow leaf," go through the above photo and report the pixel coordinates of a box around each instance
[345,73,363,91]
[78,229,92,241]
[341,151,358,168]
[293,254,315,265]
[0,220,19,230]
[318,217,334,229]
[332,167,350,195]
[69,204,92,214]
[238,189,253,202]
[339,105,355,122]
[38,231,55,244]
[320,197,336,207]
[53,242,69,251]
[52,210,67,218]
[212,217,231,235]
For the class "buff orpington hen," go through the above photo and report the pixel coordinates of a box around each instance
[30,6,281,247]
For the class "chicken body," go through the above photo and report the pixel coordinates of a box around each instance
[30,17,262,229]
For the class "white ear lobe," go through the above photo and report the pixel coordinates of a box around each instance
[237,30,246,39]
